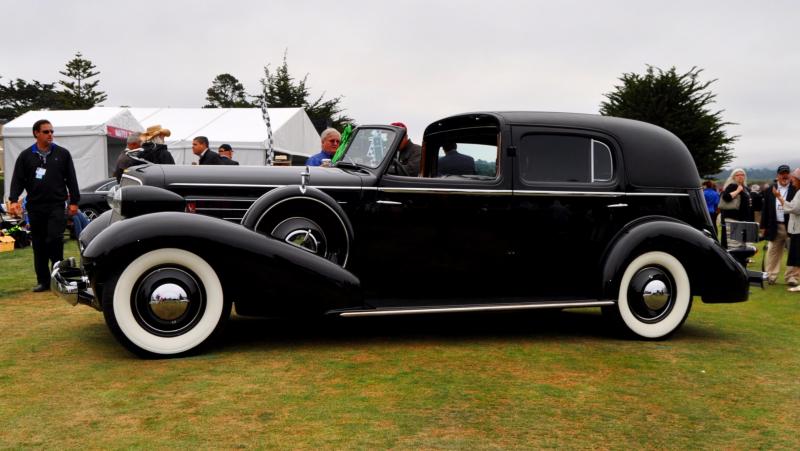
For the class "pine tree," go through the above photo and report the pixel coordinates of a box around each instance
[256,52,353,132]
[58,52,107,109]
[600,66,736,177]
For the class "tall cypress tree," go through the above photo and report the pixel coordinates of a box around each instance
[600,66,736,177]
[58,52,107,109]
[256,52,353,132]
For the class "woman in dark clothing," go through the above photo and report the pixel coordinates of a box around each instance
[720,168,752,222]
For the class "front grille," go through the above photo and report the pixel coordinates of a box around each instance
[191,198,256,223]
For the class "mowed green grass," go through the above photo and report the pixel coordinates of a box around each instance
[1,241,798,449]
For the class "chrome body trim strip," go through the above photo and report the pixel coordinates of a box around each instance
[166,182,689,198]
[169,183,363,190]
[121,174,143,186]
[623,192,691,197]
[338,300,615,317]
[194,208,250,212]
[513,190,622,197]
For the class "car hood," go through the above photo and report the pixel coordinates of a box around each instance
[123,163,364,189]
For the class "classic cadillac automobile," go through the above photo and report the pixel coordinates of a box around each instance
[53,112,762,357]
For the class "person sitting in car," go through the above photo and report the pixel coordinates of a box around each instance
[438,142,475,176]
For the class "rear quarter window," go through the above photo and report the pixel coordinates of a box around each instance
[519,135,614,185]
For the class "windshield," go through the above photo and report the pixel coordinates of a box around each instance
[340,128,398,169]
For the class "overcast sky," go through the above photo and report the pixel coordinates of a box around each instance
[3,0,798,169]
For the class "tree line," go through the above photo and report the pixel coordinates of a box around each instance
[0,52,107,122]
[203,53,353,132]
[1,52,735,177]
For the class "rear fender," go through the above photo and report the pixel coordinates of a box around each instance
[83,212,362,314]
[600,217,749,303]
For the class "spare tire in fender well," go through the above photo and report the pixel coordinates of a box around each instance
[241,186,355,267]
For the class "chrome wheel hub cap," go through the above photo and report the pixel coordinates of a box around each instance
[149,283,190,321]
[627,266,675,323]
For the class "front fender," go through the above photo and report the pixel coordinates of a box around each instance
[83,212,362,314]
[600,218,749,303]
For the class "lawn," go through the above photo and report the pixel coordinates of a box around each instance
[1,241,798,449]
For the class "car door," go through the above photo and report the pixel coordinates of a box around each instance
[354,132,514,302]
[509,127,630,299]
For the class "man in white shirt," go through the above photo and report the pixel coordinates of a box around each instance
[761,165,798,285]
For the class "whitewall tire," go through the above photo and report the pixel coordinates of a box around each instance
[613,251,692,339]
[102,248,228,357]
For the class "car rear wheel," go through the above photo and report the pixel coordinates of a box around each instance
[607,251,692,339]
[101,248,230,357]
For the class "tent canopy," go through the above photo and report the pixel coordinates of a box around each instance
[3,109,143,195]
[92,107,320,166]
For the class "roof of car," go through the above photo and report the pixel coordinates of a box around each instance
[429,112,700,189]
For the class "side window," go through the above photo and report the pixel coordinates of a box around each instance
[427,131,499,179]
[519,135,614,184]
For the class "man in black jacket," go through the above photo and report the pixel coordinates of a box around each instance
[761,164,798,285]
[218,144,239,165]
[192,136,223,165]
[438,142,476,176]
[8,119,80,292]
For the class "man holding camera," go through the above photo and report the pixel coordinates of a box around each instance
[761,164,798,285]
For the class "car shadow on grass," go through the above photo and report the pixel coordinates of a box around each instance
[213,308,737,353]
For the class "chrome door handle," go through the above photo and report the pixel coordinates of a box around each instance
[377,200,403,206]
[607,203,628,208]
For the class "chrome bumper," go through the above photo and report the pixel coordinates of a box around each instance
[51,258,97,309]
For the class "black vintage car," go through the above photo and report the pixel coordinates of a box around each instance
[53,112,761,357]
[78,177,117,219]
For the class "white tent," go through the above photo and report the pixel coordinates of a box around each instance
[3,109,143,196]
[92,107,320,165]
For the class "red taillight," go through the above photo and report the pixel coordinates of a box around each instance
[185,201,196,213]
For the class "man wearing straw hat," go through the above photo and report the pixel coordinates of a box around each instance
[139,124,175,164]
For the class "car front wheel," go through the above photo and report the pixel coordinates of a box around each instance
[609,251,692,339]
[102,248,230,357]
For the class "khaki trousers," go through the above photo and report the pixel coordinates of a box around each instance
[765,224,800,282]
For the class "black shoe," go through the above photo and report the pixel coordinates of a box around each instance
[32,284,49,292]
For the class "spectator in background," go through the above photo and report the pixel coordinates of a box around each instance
[218,144,239,165]
[750,184,763,224]
[192,136,223,165]
[391,122,421,176]
[438,142,476,176]
[720,168,752,222]
[761,164,796,285]
[702,180,720,235]
[772,168,800,288]
[307,128,341,167]
[113,134,145,182]
[139,125,175,164]
[8,119,80,292]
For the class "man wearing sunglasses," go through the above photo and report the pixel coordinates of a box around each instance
[9,119,80,292]
[306,128,341,167]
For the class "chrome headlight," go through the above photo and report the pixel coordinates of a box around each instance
[111,186,123,217]
[106,184,119,209]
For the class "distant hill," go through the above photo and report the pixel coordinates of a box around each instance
[713,162,800,184]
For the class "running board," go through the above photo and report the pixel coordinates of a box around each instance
[336,300,616,317]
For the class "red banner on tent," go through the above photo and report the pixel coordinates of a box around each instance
[106,125,136,140]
